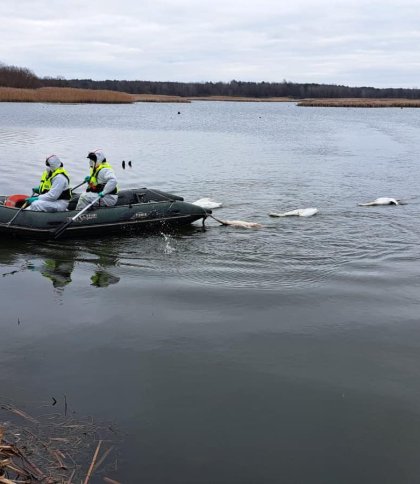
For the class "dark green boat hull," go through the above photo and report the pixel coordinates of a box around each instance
[0,188,209,239]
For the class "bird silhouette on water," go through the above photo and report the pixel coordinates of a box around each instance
[128,161,132,167]
[122,160,126,169]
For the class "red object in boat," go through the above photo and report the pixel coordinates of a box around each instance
[4,194,30,208]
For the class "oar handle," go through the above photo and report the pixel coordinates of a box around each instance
[71,180,87,191]
[70,197,100,221]
[6,192,34,226]
[54,196,101,239]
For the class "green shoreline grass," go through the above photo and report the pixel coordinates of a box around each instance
[1,87,420,107]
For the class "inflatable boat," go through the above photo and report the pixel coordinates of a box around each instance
[0,188,209,239]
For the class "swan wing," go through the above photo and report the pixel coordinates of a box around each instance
[298,208,318,217]
[269,208,318,217]
[224,220,262,228]
[192,198,223,209]
[358,197,399,206]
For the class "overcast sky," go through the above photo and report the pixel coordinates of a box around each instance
[0,0,419,88]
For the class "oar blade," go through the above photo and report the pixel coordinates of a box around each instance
[53,220,73,239]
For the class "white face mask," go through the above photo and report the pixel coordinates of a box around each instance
[89,160,96,169]
[46,165,52,173]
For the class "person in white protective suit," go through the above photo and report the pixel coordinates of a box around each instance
[25,154,71,212]
[76,149,118,210]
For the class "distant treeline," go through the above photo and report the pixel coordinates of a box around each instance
[2,62,420,99]
[0,63,41,88]
[42,78,420,99]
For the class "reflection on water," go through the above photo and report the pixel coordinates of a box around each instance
[40,259,74,289]
[90,270,120,287]
[0,239,122,291]
[39,258,121,289]
[3,103,420,483]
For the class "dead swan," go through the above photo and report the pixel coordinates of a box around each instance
[269,208,318,217]
[192,198,223,209]
[209,214,262,228]
[220,220,263,228]
[358,197,400,206]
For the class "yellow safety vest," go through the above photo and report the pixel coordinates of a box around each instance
[87,163,118,194]
[39,168,72,200]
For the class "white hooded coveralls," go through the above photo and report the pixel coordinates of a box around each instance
[76,150,118,210]
[28,155,70,212]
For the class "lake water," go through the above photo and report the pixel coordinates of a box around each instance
[1,101,420,483]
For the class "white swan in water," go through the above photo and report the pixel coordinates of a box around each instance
[192,198,223,209]
[358,197,400,206]
[269,208,319,217]
[220,220,262,228]
[209,214,262,228]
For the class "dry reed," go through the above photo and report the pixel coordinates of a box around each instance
[0,89,296,104]
[189,96,294,102]
[132,94,190,103]
[0,402,122,483]
[0,87,134,104]
[2,90,419,106]
[298,98,420,108]
[131,94,294,103]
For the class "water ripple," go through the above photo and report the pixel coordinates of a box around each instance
[1,103,420,295]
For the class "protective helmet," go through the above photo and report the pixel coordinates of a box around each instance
[45,154,62,171]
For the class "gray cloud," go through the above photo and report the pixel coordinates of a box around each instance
[0,0,419,87]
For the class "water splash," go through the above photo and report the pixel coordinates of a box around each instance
[161,233,175,254]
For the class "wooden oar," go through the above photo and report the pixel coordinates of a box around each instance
[54,196,100,239]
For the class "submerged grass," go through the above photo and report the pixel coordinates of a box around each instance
[0,402,122,483]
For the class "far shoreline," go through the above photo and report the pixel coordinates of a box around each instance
[1,87,420,107]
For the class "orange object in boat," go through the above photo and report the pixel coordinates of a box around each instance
[4,194,30,208]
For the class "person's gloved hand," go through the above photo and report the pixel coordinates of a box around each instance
[32,186,40,194]
[84,176,91,183]
[25,196,39,204]
[98,192,105,198]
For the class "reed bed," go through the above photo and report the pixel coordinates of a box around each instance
[132,93,190,103]
[189,96,294,102]
[298,98,420,108]
[125,94,294,103]
[0,87,135,103]
[0,402,121,483]
[2,89,419,106]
